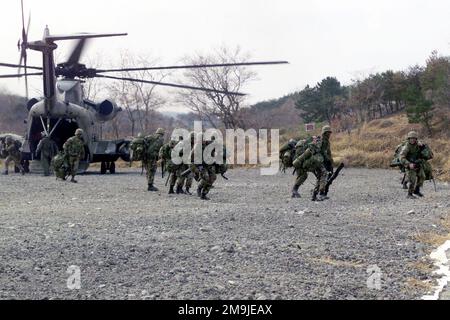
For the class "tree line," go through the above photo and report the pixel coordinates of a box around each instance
[295,51,450,136]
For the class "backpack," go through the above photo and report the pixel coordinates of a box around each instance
[130,137,146,161]
[279,139,297,168]
[420,143,433,161]
[390,141,407,168]
[51,152,68,179]
[144,134,163,159]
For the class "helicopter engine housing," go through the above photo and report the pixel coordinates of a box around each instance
[93,99,122,122]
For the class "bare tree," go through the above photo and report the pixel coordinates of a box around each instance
[177,46,257,129]
[106,51,166,136]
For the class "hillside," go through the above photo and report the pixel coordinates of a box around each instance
[282,111,450,182]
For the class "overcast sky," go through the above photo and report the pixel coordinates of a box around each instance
[0,0,449,111]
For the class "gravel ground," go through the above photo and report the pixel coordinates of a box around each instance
[0,167,449,300]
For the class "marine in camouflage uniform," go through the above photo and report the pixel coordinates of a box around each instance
[63,128,85,183]
[2,136,25,175]
[399,131,431,199]
[174,133,195,195]
[144,128,165,191]
[159,139,179,194]
[36,132,59,176]
[189,134,217,200]
[291,136,328,201]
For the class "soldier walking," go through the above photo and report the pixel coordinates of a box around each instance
[143,128,165,191]
[2,136,25,175]
[63,129,85,183]
[400,131,430,199]
[36,132,59,176]
[291,135,328,201]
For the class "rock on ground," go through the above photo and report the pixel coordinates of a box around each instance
[0,168,449,299]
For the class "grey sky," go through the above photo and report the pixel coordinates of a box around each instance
[0,0,449,110]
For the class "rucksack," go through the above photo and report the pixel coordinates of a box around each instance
[130,137,146,161]
[51,152,68,179]
[279,139,297,168]
[390,141,407,168]
[144,134,163,159]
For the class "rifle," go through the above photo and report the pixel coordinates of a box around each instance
[324,162,345,194]
[164,172,170,186]
[161,159,165,178]
[401,173,406,187]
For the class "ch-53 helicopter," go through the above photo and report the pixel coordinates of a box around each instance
[0,2,288,174]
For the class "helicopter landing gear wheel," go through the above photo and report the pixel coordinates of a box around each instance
[109,161,115,174]
[100,161,107,174]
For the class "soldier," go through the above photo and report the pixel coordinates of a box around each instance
[319,125,334,197]
[175,132,196,195]
[291,136,328,201]
[159,138,178,194]
[144,128,165,191]
[189,133,217,200]
[63,128,85,183]
[36,132,59,176]
[400,131,431,199]
[2,136,25,175]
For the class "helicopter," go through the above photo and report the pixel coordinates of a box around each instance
[0,1,288,174]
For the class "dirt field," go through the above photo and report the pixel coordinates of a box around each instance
[0,167,449,299]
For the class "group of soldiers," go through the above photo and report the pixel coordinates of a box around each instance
[2,124,435,201]
[0,128,85,183]
[280,126,434,200]
[130,128,227,200]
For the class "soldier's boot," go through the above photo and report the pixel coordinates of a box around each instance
[291,186,300,198]
[176,185,185,194]
[402,181,408,189]
[168,185,175,194]
[197,186,202,197]
[70,176,77,183]
[20,168,25,175]
[407,192,416,199]
[200,192,210,200]
[185,187,192,195]
[2,170,8,175]
[147,184,158,191]
[319,190,329,200]
[413,186,424,197]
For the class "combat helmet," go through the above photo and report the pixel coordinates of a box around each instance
[407,131,418,139]
[75,128,84,137]
[322,125,332,135]
[155,128,165,135]
[137,132,144,138]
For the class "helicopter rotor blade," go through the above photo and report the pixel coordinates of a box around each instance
[0,72,42,79]
[95,74,246,96]
[96,60,289,73]
[67,38,88,65]
[0,62,42,70]
[45,33,127,42]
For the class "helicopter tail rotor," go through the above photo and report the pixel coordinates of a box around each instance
[17,0,31,100]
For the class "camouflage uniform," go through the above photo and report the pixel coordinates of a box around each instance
[144,128,165,191]
[36,132,59,176]
[2,137,24,175]
[400,131,429,199]
[291,136,328,201]
[189,137,217,200]
[63,129,85,183]
[159,140,178,194]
